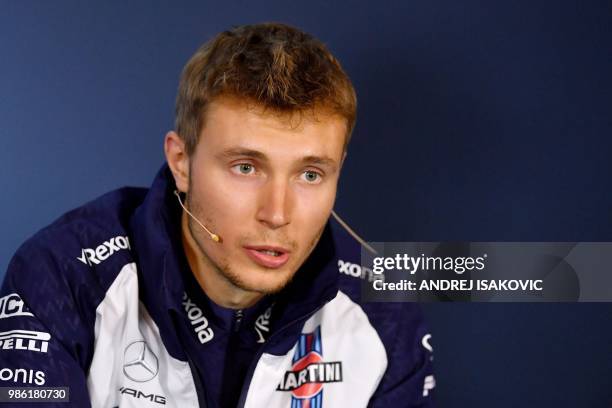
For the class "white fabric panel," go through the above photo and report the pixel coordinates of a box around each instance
[244,290,388,408]
[86,262,199,407]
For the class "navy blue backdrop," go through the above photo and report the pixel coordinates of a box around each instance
[2,1,611,406]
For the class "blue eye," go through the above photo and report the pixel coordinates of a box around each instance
[302,170,321,183]
[232,163,255,175]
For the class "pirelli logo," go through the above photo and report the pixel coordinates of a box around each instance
[0,330,51,353]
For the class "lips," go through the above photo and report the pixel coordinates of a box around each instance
[243,245,291,269]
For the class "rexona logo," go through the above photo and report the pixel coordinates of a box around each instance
[77,235,131,266]
[119,387,166,405]
[0,293,34,320]
[0,368,45,385]
[276,326,342,406]
[338,260,382,283]
[0,330,50,353]
[182,293,214,344]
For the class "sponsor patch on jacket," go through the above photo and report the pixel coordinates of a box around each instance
[0,330,51,353]
[77,235,131,266]
[254,305,273,344]
[337,259,382,282]
[182,293,214,344]
[0,293,33,320]
[276,326,342,406]
[0,368,45,385]
[119,387,166,405]
[421,333,435,397]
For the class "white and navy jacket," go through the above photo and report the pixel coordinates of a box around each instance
[0,165,435,407]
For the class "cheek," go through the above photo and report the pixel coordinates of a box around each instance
[292,186,336,233]
[192,169,257,228]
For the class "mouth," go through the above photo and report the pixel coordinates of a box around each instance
[243,245,291,269]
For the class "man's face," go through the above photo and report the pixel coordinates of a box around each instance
[184,97,346,296]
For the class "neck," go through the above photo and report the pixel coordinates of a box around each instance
[180,210,263,309]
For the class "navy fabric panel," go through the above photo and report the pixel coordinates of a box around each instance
[1,243,93,406]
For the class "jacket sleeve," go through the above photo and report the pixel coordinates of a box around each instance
[0,239,94,407]
[367,303,436,407]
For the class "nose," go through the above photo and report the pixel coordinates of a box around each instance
[256,178,292,229]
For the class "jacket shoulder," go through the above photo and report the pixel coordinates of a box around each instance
[11,186,146,282]
[1,186,148,360]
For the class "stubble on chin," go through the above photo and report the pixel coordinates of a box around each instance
[230,223,328,295]
[189,220,329,297]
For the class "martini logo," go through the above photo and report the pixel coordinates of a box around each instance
[277,326,342,407]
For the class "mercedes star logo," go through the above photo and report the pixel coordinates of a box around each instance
[123,340,159,382]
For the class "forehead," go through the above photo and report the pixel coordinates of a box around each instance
[197,97,347,160]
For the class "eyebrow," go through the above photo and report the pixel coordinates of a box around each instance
[218,148,267,161]
[299,155,337,168]
[217,148,338,169]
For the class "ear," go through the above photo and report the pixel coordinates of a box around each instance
[164,131,190,193]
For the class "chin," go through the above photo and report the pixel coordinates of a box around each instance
[228,265,297,295]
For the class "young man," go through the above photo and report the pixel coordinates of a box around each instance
[0,23,434,407]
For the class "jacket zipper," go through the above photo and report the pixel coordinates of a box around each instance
[234,309,244,332]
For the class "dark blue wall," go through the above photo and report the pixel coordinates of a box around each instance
[2,1,611,406]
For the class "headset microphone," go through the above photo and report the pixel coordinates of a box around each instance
[173,190,221,243]
[173,191,378,253]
